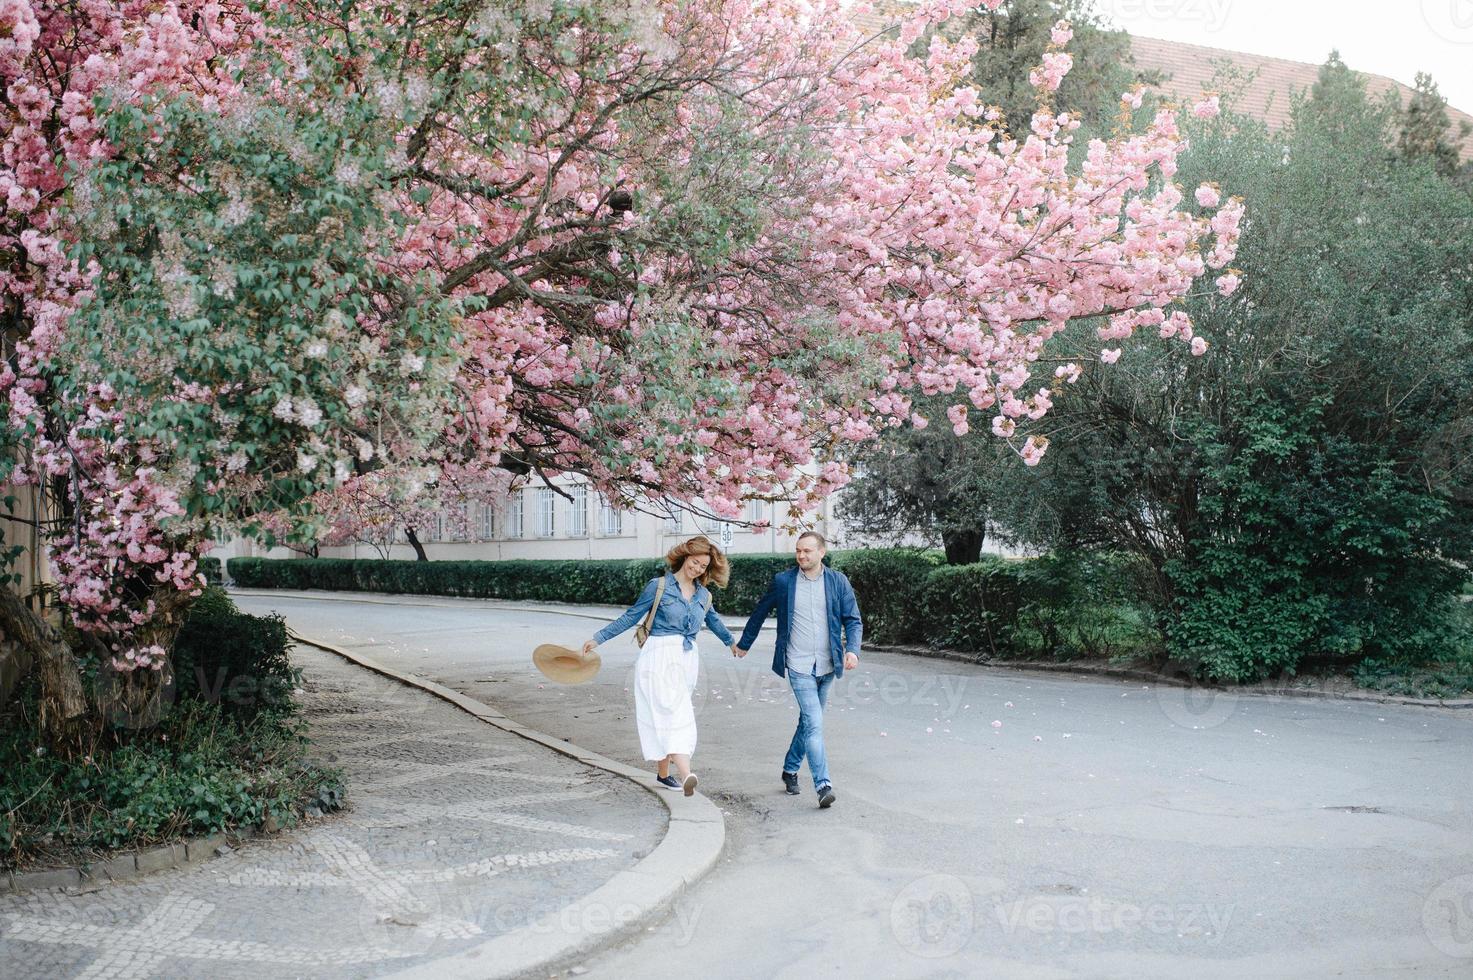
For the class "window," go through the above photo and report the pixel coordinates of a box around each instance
[445,505,468,542]
[696,512,722,534]
[506,493,524,538]
[432,513,445,542]
[745,499,766,525]
[479,503,495,540]
[599,495,624,536]
[569,485,588,537]
[665,509,684,534]
[537,488,557,537]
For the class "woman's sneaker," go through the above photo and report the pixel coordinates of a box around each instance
[682,772,699,797]
[657,774,680,789]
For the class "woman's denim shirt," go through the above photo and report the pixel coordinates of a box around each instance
[595,573,734,651]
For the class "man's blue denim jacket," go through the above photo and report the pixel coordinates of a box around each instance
[737,566,863,678]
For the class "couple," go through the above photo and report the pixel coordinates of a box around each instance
[582,531,863,809]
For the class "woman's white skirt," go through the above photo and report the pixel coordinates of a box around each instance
[634,633,699,761]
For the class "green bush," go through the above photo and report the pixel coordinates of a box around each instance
[227,550,1163,662]
[915,553,1160,661]
[173,587,299,723]
[199,556,223,585]
[829,548,941,644]
[919,558,1027,656]
[1010,554,1161,662]
[0,692,341,871]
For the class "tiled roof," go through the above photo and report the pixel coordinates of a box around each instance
[1129,34,1473,162]
[847,0,912,40]
[837,3,1473,162]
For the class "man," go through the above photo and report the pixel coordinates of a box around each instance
[735,531,862,809]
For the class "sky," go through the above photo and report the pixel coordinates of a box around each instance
[1096,0,1473,111]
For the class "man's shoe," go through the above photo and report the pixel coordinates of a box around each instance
[817,784,836,809]
[657,774,680,789]
[782,771,800,795]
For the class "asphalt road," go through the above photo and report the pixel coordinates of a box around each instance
[233,590,1473,979]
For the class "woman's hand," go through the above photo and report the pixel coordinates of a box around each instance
[583,639,597,656]
[731,644,746,658]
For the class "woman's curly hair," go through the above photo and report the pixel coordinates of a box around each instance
[665,535,730,588]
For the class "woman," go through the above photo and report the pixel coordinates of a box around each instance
[584,535,738,796]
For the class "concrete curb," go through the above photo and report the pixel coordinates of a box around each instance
[865,643,1473,709]
[289,633,726,980]
[3,830,257,896]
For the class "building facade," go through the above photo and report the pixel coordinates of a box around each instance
[210,476,855,565]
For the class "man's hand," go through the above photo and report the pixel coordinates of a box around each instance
[733,645,748,658]
[583,639,597,656]
[843,651,859,670]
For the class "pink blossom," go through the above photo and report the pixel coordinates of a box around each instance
[1029,52,1073,93]
[1193,95,1221,119]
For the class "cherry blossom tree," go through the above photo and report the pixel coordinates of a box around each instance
[1,0,1240,749]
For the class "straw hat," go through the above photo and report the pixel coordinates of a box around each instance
[532,643,601,685]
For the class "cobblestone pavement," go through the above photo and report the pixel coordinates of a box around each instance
[0,642,667,979]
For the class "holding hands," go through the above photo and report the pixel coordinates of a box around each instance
[582,639,597,656]
[732,644,747,658]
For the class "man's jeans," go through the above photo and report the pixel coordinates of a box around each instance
[785,669,835,790]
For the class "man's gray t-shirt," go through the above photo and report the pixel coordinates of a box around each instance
[786,570,833,676]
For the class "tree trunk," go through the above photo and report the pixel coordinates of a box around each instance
[0,586,93,754]
[942,528,985,565]
[0,632,33,709]
[405,527,429,561]
[92,584,193,733]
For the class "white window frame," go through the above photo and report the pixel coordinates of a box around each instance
[506,493,525,539]
[599,496,624,536]
[479,502,495,540]
[569,485,588,538]
[536,487,557,538]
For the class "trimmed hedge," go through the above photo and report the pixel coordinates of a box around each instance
[199,556,223,585]
[173,587,299,723]
[832,548,941,644]
[228,549,1158,661]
